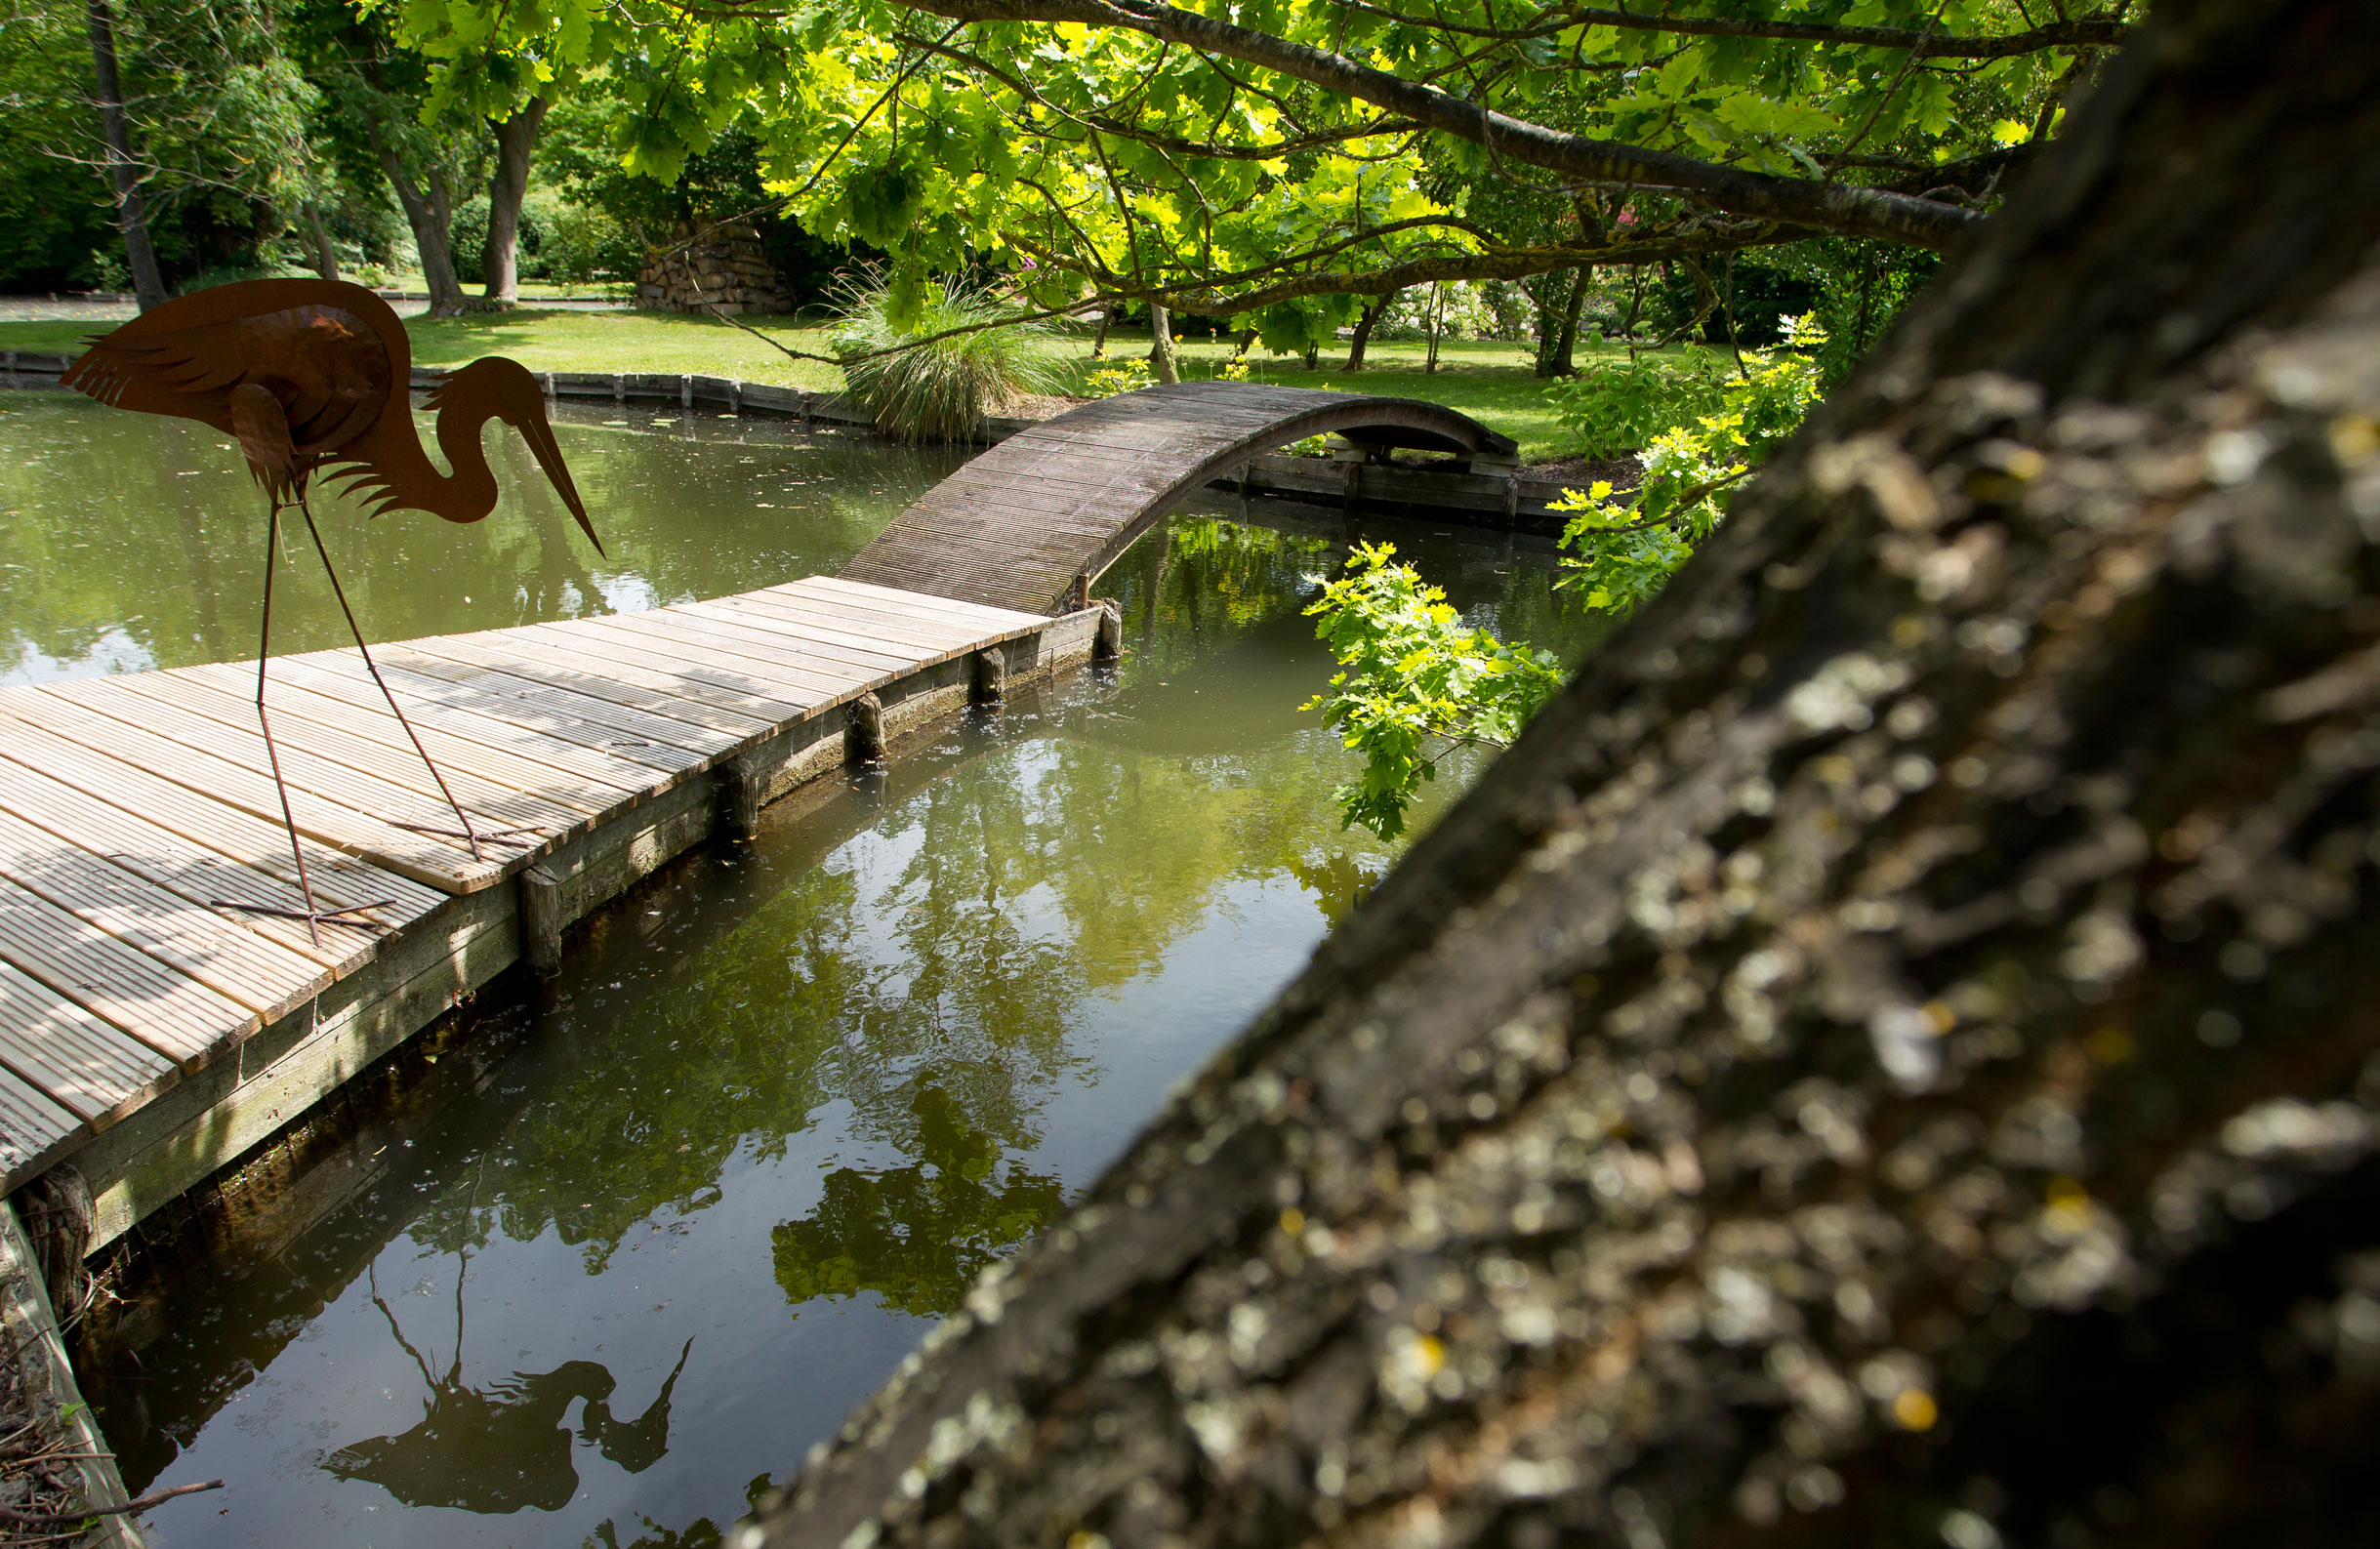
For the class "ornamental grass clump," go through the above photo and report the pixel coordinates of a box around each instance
[828,270,1063,442]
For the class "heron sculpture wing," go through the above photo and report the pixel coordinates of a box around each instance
[63,301,391,461]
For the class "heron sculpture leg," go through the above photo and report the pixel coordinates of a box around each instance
[219,500,396,947]
[286,491,513,863]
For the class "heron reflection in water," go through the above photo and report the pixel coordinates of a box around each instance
[325,1256,691,1513]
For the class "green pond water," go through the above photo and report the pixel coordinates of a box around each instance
[0,389,1600,1547]
[0,389,964,680]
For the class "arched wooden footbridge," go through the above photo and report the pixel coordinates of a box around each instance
[838,382,1518,615]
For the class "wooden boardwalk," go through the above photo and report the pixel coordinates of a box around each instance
[0,378,1502,1253]
[0,576,1100,1243]
[841,381,1517,614]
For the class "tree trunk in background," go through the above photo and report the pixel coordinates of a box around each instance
[1530,266,1580,376]
[303,202,339,283]
[1091,307,1113,358]
[751,2,2380,1545]
[82,0,167,311]
[1148,301,1180,384]
[1549,265,1589,373]
[480,97,550,306]
[1345,289,1398,371]
[376,136,466,315]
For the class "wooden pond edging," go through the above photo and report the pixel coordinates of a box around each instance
[0,577,1108,1258]
[0,1201,142,1547]
[0,352,1581,537]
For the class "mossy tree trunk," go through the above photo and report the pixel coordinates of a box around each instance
[303,202,339,283]
[755,2,2380,1545]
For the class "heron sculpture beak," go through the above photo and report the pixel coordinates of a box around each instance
[520,410,605,558]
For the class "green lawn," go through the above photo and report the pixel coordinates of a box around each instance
[3,309,1621,463]
[1148,334,1608,463]
[0,319,107,354]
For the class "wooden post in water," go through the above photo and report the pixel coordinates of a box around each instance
[518,864,563,975]
[16,1165,92,1323]
[972,647,1005,704]
[718,754,764,839]
[848,692,885,764]
[1094,600,1124,662]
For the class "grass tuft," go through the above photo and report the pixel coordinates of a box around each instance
[828,271,1064,442]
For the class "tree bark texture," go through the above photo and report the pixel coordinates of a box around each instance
[376,138,466,316]
[82,0,167,311]
[1346,291,1398,372]
[1533,268,1584,378]
[755,3,2380,1545]
[303,202,340,284]
[480,98,550,306]
[1148,301,1180,384]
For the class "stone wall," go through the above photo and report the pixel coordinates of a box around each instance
[636,222,791,315]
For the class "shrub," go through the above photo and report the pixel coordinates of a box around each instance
[1552,315,1829,614]
[1082,360,1153,398]
[1547,346,1732,460]
[542,202,638,286]
[451,193,563,284]
[829,269,1064,442]
[1301,542,1564,840]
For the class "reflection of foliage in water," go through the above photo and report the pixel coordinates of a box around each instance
[586,1470,778,1549]
[395,504,1552,1284]
[1283,851,1390,928]
[404,727,1406,1280]
[1162,515,1333,630]
[773,1084,1064,1318]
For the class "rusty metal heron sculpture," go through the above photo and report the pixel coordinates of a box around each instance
[63,278,604,941]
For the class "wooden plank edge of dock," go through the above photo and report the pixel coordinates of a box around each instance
[15,601,1108,1258]
[0,1202,144,1549]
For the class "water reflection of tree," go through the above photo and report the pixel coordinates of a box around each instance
[587,1472,779,1549]
[402,713,1405,1288]
[773,1085,1063,1318]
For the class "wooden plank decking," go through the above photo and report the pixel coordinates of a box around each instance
[0,576,1097,1238]
[841,381,1517,615]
